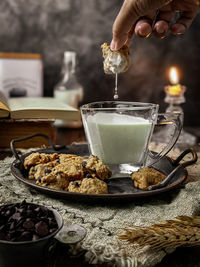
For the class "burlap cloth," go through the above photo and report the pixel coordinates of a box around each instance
[0,144,199,267]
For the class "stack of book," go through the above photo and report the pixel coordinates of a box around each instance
[0,93,79,148]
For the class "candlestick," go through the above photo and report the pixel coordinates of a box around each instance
[164,84,186,121]
[152,67,196,147]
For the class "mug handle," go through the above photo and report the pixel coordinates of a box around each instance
[147,112,182,166]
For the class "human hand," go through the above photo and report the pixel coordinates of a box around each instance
[111,0,199,50]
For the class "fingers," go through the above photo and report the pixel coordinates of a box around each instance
[111,0,172,50]
[134,10,171,39]
[125,25,135,46]
[153,20,169,38]
[111,0,199,50]
[171,10,199,35]
[152,10,174,38]
[132,11,156,39]
[111,0,138,50]
[134,18,153,38]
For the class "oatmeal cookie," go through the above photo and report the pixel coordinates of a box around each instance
[36,171,69,191]
[82,155,112,180]
[131,167,166,190]
[24,152,59,169]
[101,42,130,74]
[25,152,112,192]
[68,177,108,194]
[29,160,59,180]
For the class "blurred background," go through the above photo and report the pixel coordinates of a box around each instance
[0,0,200,126]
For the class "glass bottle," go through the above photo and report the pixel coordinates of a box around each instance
[54,51,83,127]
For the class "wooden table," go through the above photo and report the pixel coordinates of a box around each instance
[1,126,200,267]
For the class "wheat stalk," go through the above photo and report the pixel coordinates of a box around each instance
[119,216,200,250]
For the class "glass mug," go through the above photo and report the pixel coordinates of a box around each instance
[80,101,182,176]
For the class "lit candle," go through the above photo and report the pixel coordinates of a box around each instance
[165,67,185,96]
[167,66,182,95]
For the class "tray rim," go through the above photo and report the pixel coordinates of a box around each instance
[10,146,188,201]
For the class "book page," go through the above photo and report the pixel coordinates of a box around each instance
[0,91,10,118]
[8,97,79,120]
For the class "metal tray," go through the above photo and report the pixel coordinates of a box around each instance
[10,134,198,202]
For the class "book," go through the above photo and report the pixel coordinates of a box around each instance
[0,119,56,148]
[0,92,79,121]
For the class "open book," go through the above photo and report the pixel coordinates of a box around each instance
[0,92,79,121]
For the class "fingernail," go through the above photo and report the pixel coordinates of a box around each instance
[172,24,186,35]
[138,26,151,38]
[176,25,185,35]
[110,40,116,50]
[155,26,166,34]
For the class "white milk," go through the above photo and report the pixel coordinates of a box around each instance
[84,113,153,165]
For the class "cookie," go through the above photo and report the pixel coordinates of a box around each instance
[25,152,112,192]
[29,160,59,180]
[24,152,59,169]
[36,171,69,191]
[83,155,112,180]
[68,177,108,194]
[101,42,130,74]
[131,167,166,190]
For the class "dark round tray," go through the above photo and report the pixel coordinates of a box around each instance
[10,134,198,202]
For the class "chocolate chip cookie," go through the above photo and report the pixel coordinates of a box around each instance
[24,152,59,170]
[68,177,108,194]
[24,152,112,192]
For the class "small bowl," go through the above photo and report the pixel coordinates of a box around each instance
[0,202,63,267]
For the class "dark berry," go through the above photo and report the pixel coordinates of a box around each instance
[45,168,51,174]
[86,174,93,178]
[81,161,87,168]
[72,181,80,187]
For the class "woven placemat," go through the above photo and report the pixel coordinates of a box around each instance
[0,145,199,267]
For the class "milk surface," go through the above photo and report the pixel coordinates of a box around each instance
[84,113,152,165]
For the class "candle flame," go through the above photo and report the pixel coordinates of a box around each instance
[169,67,179,85]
